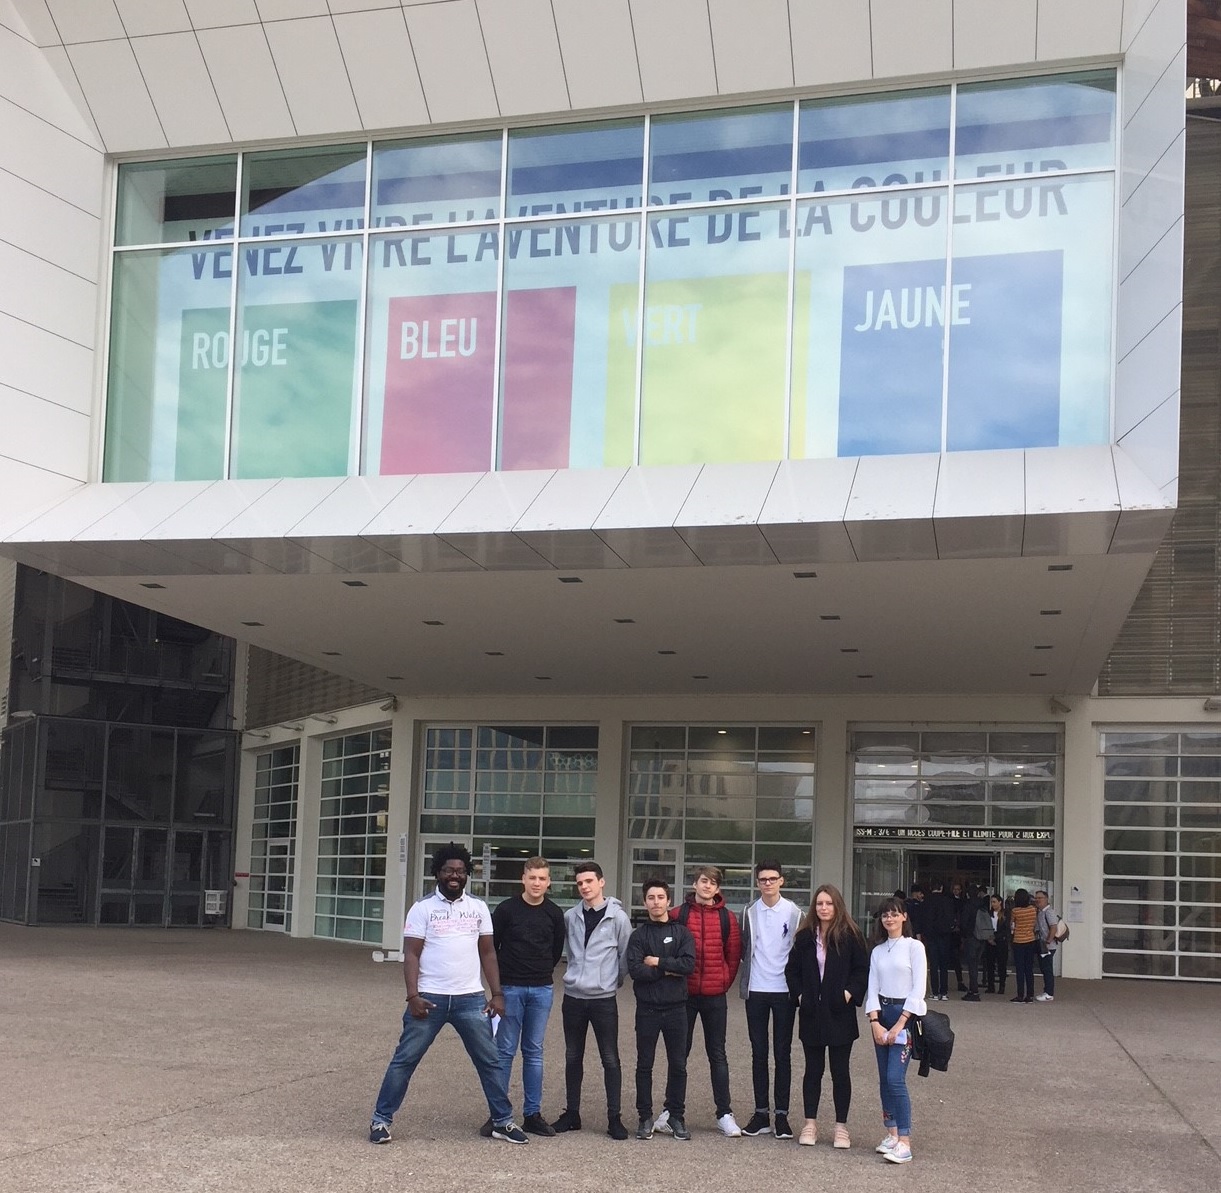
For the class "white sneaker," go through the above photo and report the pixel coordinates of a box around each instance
[875,1135,898,1154]
[653,1109,672,1135]
[717,1112,742,1137]
[1035,993,1055,1002]
[885,1142,913,1164]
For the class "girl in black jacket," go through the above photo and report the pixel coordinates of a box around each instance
[785,884,869,1149]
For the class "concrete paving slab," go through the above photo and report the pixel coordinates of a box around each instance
[0,925,1217,1193]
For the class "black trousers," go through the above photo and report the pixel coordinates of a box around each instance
[685,993,732,1117]
[745,992,795,1114]
[561,993,621,1117]
[983,940,1008,990]
[801,1040,854,1122]
[635,1003,687,1119]
[964,936,983,994]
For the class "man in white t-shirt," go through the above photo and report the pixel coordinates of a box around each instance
[369,842,528,1145]
[737,860,803,1139]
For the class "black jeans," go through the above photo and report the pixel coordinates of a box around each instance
[744,992,795,1114]
[926,933,953,997]
[964,936,982,994]
[685,993,732,1117]
[561,993,621,1117]
[1012,942,1036,1000]
[635,1003,687,1119]
[983,940,1008,990]
[801,1040,854,1122]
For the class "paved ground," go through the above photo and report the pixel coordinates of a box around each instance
[1,924,1217,1193]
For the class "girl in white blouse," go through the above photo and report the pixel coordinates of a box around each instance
[863,896,928,1164]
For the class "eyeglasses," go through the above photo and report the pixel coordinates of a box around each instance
[880,910,904,918]
[757,875,781,883]
[438,866,468,878]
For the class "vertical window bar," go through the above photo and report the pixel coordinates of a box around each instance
[490,128,510,470]
[222,153,245,479]
[96,162,123,481]
[940,86,959,455]
[633,117,653,466]
[783,99,800,461]
[354,140,374,475]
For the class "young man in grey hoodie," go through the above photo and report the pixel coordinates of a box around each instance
[551,861,632,1140]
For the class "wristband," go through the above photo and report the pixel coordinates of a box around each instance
[406,993,419,1000]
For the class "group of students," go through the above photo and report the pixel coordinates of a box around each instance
[904,881,1064,1004]
[367,845,927,1164]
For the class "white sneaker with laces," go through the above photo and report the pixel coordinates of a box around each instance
[875,1135,898,1154]
[717,1112,742,1137]
[653,1110,672,1135]
[1035,993,1055,1002]
[885,1141,913,1164]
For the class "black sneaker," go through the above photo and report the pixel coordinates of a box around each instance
[742,1112,771,1136]
[492,1121,529,1145]
[670,1116,691,1141]
[369,1122,391,1144]
[962,992,980,1002]
[551,1110,582,1133]
[636,1117,654,1140]
[522,1113,556,1137]
[478,1117,494,1138]
[607,1115,629,1140]
[773,1114,793,1140]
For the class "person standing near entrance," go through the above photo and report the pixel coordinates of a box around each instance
[923,881,956,1001]
[483,857,566,1137]
[369,842,528,1146]
[552,861,632,1140]
[1033,890,1061,1003]
[1009,888,1038,1003]
[627,879,696,1141]
[653,865,742,1138]
[739,860,802,1139]
[983,893,1009,994]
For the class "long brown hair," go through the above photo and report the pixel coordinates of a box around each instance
[800,883,865,950]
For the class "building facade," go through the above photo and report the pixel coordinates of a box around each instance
[1,1,1210,981]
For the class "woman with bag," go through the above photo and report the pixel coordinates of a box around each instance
[785,884,869,1149]
[864,896,927,1165]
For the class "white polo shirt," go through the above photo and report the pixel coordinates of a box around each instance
[404,887,493,995]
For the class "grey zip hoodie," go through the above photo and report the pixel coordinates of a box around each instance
[562,896,631,998]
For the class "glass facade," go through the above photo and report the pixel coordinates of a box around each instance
[626,725,816,918]
[248,745,299,932]
[104,71,1116,482]
[420,725,597,904]
[1101,731,1221,982]
[315,729,390,943]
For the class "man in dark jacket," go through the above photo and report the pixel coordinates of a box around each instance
[656,865,743,1137]
[924,881,957,1001]
[627,879,696,1140]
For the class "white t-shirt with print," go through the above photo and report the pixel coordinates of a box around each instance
[404,888,493,995]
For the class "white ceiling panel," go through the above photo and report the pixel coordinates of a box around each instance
[438,470,556,535]
[0,156,100,276]
[708,0,792,95]
[132,32,230,146]
[113,0,190,37]
[515,467,626,532]
[594,464,701,531]
[675,461,779,528]
[870,0,952,80]
[844,453,939,560]
[327,0,398,11]
[1,20,96,134]
[1116,391,1180,495]
[184,0,259,28]
[362,472,482,536]
[34,45,103,143]
[1036,0,1122,59]
[514,529,628,570]
[436,531,552,570]
[757,457,858,564]
[216,476,344,539]
[953,0,1036,70]
[789,0,871,87]
[403,0,497,124]
[65,38,165,152]
[1022,445,1120,556]
[288,475,412,536]
[197,23,295,141]
[256,0,328,19]
[8,0,60,46]
[144,479,280,540]
[0,310,94,412]
[478,0,568,117]
[333,7,428,131]
[1115,304,1181,440]
[932,449,1025,559]
[360,533,481,572]
[45,0,124,42]
[84,481,209,540]
[630,0,716,103]
[676,525,778,567]
[264,15,360,135]
[9,481,143,543]
[0,240,97,347]
[551,0,641,110]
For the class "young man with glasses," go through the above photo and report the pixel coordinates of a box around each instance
[738,861,802,1139]
[369,842,527,1146]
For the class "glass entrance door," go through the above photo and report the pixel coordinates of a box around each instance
[99,825,167,924]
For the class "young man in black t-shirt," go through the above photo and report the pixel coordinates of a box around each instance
[484,857,566,1137]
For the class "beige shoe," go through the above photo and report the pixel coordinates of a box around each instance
[833,1124,851,1149]
[799,1119,817,1146]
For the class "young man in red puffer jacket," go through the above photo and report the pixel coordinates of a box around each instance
[653,865,744,1137]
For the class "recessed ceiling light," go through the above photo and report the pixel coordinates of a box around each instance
[386,674,403,680]
[717,729,727,735]
[793,571,817,579]
[614,618,635,624]
[1035,644,1054,650]
[692,674,709,680]
[1047,564,1073,572]
[820,614,841,621]
[534,675,552,681]
[343,580,368,588]
[1040,609,1062,616]
[856,673,874,679]
[840,647,859,654]
[485,651,504,657]
[423,620,444,626]
[801,730,811,735]
[140,582,166,589]
[658,650,677,656]
[241,621,264,627]
[558,576,582,584]
[322,651,341,656]
[1029,671,1048,677]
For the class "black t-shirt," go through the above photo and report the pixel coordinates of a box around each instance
[492,894,565,986]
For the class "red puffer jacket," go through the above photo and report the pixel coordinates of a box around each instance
[669,894,742,996]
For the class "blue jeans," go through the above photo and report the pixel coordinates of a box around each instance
[1012,941,1037,1000]
[1038,948,1056,997]
[372,993,512,1127]
[873,1002,912,1135]
[498,984,554,1117]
